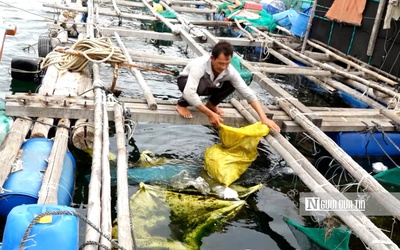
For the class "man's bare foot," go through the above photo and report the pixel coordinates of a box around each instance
[176,105,193,118]
[206,101,224,116]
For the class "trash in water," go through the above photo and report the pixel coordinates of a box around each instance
[204,122,269,186]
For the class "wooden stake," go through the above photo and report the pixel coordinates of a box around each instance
[367,0,387,56]
[37,118,71,204]
[114,32,158,110]
[300,0,317,54]
[114,103,134,250]
[0,118,32,192]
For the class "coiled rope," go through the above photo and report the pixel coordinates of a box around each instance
[40,37,179,75]
[41,37,126,72]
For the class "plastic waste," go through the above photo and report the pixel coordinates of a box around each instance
[204,122,269,186]
[372,162,388,173]
[171,170,210,195]
[113,183,245,249]
[213,186,239,200]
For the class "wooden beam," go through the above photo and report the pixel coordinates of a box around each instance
[308,40,398,86]
[0,118,32,193]
[115,32,158,110]
[304,51,335,62]
[128,50,190,65]
[37,118,71,204]
[258,66,332,77]
[101,28,180,41]
[43,3,163,22]
[114,103,134,250]
[5,95,396,132]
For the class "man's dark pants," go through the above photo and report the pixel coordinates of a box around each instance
[177,76,235,107]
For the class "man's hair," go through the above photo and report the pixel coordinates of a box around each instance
[211,41,233,58]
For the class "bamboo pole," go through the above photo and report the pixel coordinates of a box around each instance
[380,109,400,126]
[311,38,399,82]
[43,3,161,22]
[114,103,134,250]
[160,1,207,40]
[84,64,103,250]
[100,92,112,249]
[300,0,317,54]
[258,66,331,77]
[308,40,398,86]
[231,99,397,250]
[84,1,102,246]
[274,42,399,98]
[114,32,158,110]
[277,99,400,220]
[367,0,387,56]
[0,118,32,192]
[250,26,400,90]
[267,49,385,109]
[128,50,189,65]
[111,0,122,16]
[37,118,71,204]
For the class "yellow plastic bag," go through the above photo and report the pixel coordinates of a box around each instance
[204,122,269,186]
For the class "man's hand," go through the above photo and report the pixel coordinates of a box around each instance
[261,116,281,133]
[208,112,223,127]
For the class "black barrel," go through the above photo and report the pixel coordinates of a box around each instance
[11,57,43,83]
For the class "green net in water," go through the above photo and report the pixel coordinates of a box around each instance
[231,55,253,85]
[284,218,351,250]
[374,168,400,192]
[150,10,177,46]
[159,10,177,19]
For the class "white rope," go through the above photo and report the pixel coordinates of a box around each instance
[41,37,127,72]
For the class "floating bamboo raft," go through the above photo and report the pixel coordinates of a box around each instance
[1,0,400,249]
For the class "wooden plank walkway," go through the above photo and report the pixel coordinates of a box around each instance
[5,94,398,132]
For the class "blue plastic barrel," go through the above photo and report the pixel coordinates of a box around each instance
[332,132,400,157]
[0,138,76,217]
[2,204,78,250]
[290,12,310,37]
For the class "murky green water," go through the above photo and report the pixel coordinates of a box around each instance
[1,1,399,249]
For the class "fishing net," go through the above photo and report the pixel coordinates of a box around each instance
[0,108,13,146]
[112,183,259,249]
[374,168,400,192]
[284,218,351,250]
[231,55,253,85]
[217,2,277,32]
[204,122,269,186]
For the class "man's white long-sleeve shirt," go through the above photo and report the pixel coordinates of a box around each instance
[178,56,257,107]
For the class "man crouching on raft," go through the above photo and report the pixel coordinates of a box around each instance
[176,41,281,132]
